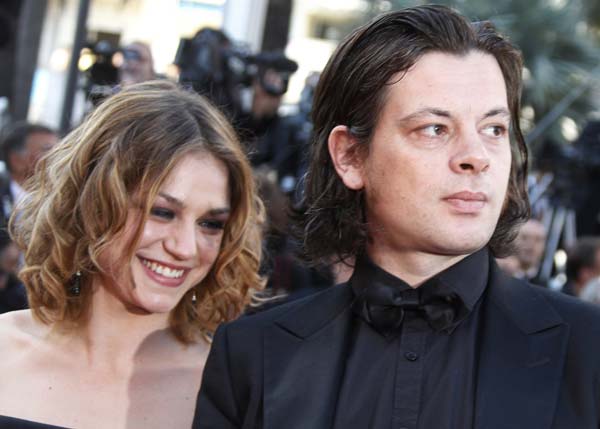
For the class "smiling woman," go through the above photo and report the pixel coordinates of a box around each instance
[0,80,263,429]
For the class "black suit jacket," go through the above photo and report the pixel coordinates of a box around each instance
[194,258,600,428]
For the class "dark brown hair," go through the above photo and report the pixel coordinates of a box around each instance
[295,4,530,264]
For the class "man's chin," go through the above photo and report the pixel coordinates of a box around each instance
[434,237,489,257]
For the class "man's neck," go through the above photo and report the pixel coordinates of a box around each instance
[366,245,470,287]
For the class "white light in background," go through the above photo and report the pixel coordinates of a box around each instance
[547,0,567,10]
[560,116,579,142]
[49,48,71,72]
[112,51,124,68]
[521,105,535,121]
[554,249,567,270]
[78,48,95,71]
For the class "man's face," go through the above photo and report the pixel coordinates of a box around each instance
[24,131,58,178]
[120,43,154,86]
[356,51,512,263]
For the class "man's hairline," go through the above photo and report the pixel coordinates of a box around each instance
[345,47,511,157]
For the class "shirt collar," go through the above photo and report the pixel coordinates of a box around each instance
[9,179,25,204]
[349,247,489,312]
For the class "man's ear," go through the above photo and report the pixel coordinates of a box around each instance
[328,125,365,190]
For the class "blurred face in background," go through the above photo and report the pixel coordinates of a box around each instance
[9,131,58,184]
[252,69,283,119]
[514,219,547,270]
[0,241,20,276]
[120,42,154,86]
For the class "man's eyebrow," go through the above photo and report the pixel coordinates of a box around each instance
[397,107,511,124]
[481,107,511,120]
[157,192,230,216]
[397,108,452,123]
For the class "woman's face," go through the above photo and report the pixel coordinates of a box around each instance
[102,152,231,314]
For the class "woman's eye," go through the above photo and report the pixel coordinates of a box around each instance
[199,219,225,233]
[150,207,174,220]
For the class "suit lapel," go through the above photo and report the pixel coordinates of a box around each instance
[263,284,355,429]
[475,262,570,429]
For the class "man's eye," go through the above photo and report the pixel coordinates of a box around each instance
[421,124,447,137]
[483,125,507,137]
[150,207,174,220]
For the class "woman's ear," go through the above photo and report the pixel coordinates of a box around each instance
[328,125,365,190]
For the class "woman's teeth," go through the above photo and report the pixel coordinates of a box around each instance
[141,259,184,279]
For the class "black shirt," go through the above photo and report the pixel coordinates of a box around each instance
[332,248,489,429]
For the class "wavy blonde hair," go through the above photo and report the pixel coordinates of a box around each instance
[10,80,264,343]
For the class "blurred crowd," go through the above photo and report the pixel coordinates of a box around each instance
[2,26,600,316]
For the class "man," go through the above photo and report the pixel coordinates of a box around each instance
[194,5,600,428]
[512,218,548,285]
[564,236,600,296]
[0,122,58,226]
[119,41,156,86]
[236,51,301,193]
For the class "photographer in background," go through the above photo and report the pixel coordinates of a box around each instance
[512,218,548,286]
[119,41,156,86]
[175,28,239,118]
[236,51,300,192]
[0,121,58,226]
[175,30,302,192]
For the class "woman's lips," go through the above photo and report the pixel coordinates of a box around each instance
[139,256,190,288]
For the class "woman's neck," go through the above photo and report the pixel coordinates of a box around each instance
[50,286,179,375]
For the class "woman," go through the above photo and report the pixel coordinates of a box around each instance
[0,81,263,428]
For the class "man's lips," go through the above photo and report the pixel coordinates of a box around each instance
[443,191,488,213]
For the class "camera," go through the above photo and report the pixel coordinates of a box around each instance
[79,40,121,106]
[174,28,297,118]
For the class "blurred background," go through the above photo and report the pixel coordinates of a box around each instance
[3,0,600,307]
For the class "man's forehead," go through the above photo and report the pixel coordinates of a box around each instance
[128,43,151,60]
[26,131,58,149]
[383,50,509,116]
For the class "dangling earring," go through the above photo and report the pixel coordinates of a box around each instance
[191,288,197,303]
[69,271,82,296]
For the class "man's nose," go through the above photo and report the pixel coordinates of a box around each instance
[449,132,491,174]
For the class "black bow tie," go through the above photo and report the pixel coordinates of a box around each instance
[352,279,466,338]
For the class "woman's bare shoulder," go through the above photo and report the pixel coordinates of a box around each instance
[0,310,50,354]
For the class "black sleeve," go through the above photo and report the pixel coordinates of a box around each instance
[192,324,240,429]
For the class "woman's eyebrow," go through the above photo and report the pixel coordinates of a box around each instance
[158,192,231,216]
[158,192,185,209]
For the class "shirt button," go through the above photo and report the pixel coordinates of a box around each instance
[404,351,419,361]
